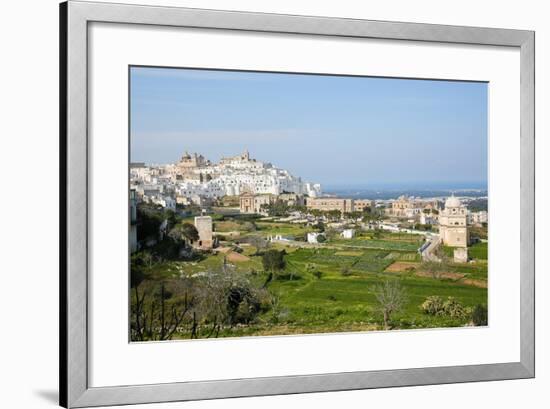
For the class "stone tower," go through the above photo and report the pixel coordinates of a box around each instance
[439,195,469,262]
[194,215,213,249]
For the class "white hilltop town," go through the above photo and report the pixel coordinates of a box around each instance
[131,149,321,204]
[130,149,488,264]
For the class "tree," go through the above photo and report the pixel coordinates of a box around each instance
[248,235,269,255]
[130,280,193,341]
[421,252,450,279]
[181,223,200,242]
[363,208,383,223]
[226,285,252,326]
[130,266,147,341]
[421,260,444,279]
[292,205,307,214]
[262,249,286,287]
[262,249,286,272]
[472,304,488,326]
[309,209,323,219]
[345,211,362,224]
[327,209,341,221]
[168,222,199,245]
[240,221,257,232]
[263,200,290,217]
[136,205,165,241]
[324,227,339,241]
[268,292,283,324]
[313,221,325,232]
[373,279,407,330]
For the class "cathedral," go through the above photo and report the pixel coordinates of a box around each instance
[177,151,209,169]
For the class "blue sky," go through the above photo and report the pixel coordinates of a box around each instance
[130,67,488,189]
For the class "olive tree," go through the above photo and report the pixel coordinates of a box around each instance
[373,279,407,330]
[261,249,286,287]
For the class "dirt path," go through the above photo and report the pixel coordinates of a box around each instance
[384,261,419,273]
[226,252,250,262]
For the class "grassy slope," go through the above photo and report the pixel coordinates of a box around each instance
[145,216,488,337]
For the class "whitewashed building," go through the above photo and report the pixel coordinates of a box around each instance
[131,150,322,203]
[420,212,437,225]
[307,232,325,244]
[341,229,355,239]
[469,210,488,225]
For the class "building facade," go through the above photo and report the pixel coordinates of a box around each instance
[389,196,416,217]
[239,193,275,215]
[469,210,488,225]
[354,199,374,212]
[341,229,355,239]
[306,197,354,213]
[387,196,440,219]
[307,232,324,244]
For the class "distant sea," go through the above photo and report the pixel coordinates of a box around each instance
[323,186,488,200]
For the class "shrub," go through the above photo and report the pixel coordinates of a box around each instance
[442,297,467,319]
[240,221,257,232]
[472,304,488,326]
[421,296,444,315]
[306,264,322,279]
[340,266,352,276]
[421,296,467,319]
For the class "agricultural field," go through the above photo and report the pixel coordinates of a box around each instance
[469,242,488,260]
[131,212,488,340]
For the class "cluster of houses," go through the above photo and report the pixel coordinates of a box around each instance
[239,192,486,227]
[130,150,322,209]
[131,187,486,263]
[387,195,487,227]
[306,228,355,244]
[239,193,375,215]
[238,193,486,263]
[130,149,487,264]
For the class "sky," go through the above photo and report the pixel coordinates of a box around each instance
[130,66,488,189]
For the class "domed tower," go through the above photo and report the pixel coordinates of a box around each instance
[439,195,470,262]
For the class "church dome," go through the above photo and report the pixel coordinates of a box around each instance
[445,195,461,208]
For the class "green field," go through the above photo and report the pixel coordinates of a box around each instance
[469,242,488,260]
[131,212,488,340]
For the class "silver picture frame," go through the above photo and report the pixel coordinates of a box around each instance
[60,1,535,407]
